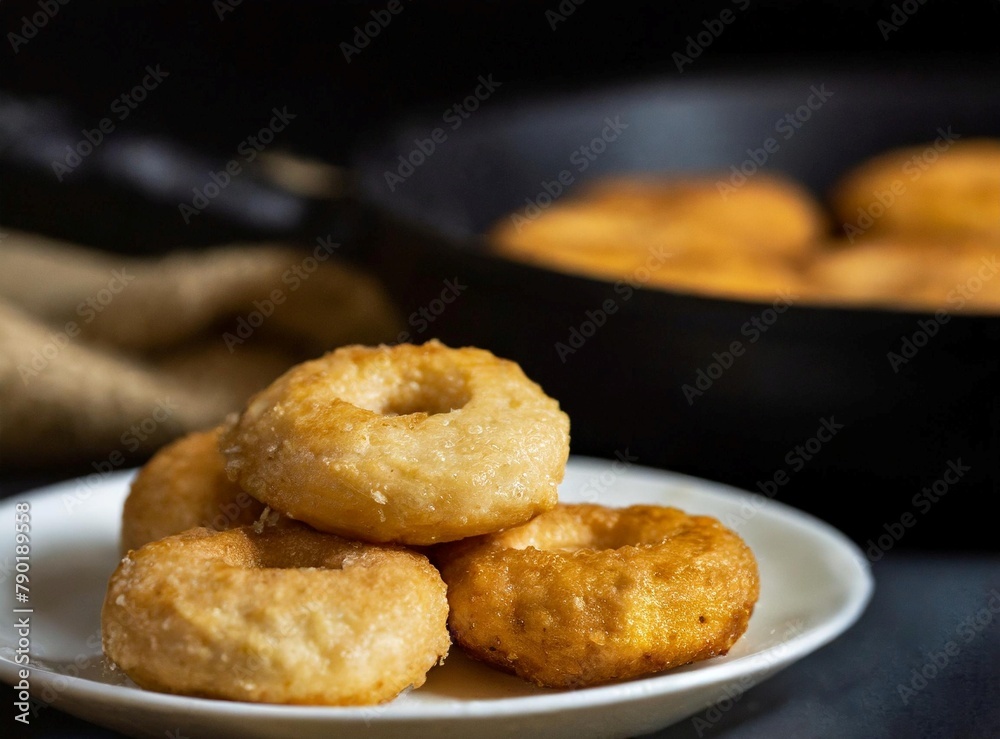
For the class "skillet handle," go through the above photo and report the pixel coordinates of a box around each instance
[0,92,364,257]
[252,152,373,267]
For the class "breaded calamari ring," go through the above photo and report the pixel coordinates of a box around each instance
[102,523,450,705]
[121,427,265,554]
[832,138,1000,240]
[221,341,570,545]
[435,503,759,688]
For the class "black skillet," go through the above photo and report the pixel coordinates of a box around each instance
[352,70,1000,551]
[2,71,996,550]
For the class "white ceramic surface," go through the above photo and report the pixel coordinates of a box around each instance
[0,458,872,739]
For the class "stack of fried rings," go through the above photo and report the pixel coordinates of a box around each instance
[104,340,759,704]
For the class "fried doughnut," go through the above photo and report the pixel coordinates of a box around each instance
[832,138,1000,240]
[102,523,450,705]
[579,175,826,255]
[645,249,804,301]
[491,174,826,266]
[806,238,1000,312]
[435,503,759,688]
[121,427,266,554]
[221,341,570,545]
[494,226,805,301]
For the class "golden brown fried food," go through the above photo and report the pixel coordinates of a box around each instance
[221,340,570,545]
[832,138,1000,241]
[491,174,826,267]
[494,225,805,301]
[435,503,760,688]
[806,239,1000,312]
[490,175,822,301]
[120,427,265,554]
[645,250,804,301]
[102,523,450,705]
[581,175,826,255]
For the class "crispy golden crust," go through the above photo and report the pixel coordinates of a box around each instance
[121,428,266,554]
[491,227,806,300]
[831,139,1000,240]
[220,340,570,545]
[644,250,804,301]
[102,524,451,705]
[435,504,759,688]
[806,238,1000,312]
[490,176,822,301]
[493,175,825,259]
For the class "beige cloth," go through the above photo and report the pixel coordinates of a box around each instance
[0,231,400,467]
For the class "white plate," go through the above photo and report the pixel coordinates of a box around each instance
[0,458,872,739]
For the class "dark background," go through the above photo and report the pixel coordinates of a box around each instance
[3,1,998,155]
[3,0,998,531]
[2,4,999,736]
[0,0,1000,250]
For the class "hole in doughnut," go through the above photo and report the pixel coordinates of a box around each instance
[504,524,624,552]
[382,377,469,416]
[501,511,689,553]
[350,364,471,417]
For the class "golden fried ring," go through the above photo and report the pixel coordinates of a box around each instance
[221,340,570,545]
[491,175,826,264]
[492,228,805,301]
[805,238,1000,313]
[436,503,759,688]
[121,428,266,554]
[102,524,450,705]
[831,139,1000,240]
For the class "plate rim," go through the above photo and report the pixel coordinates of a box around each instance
[0,458,874,722]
